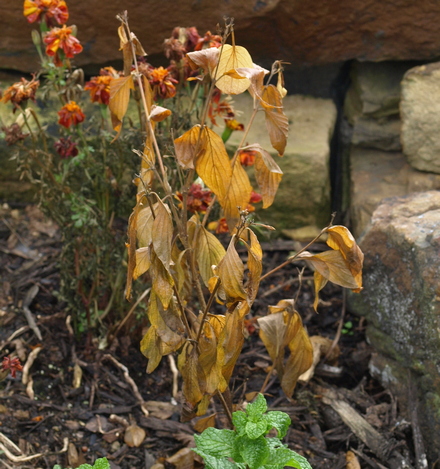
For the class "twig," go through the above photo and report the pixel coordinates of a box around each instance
[0,326,30,353]
[217,391,233,428]
[324,289,346,362]
[113,288,151,338]
[103,354,149,416]
[408,371,428,469]
[260,275,313,298]
[168,355,179,400]
[21,346,42,385]
[0,433,22,455]
[22,284,42,341]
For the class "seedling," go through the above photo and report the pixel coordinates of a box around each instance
[194,394,312,469]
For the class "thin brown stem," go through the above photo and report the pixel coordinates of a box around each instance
[217,390,233,428]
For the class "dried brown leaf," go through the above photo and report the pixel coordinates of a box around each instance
[133,246,151,280]
[150,105,171,122]
[109,75,134,136]
[261,85,288,156]
[186,47,220,75]
[217,235,247,302]
[178,342,204,406]
[152,199,173,271]
[194,414,216,433]
[124,424,146,447]
[174,125,203,170]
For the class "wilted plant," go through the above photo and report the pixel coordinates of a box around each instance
[112,10,364,432]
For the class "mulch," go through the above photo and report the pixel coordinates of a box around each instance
[0,203,418,469]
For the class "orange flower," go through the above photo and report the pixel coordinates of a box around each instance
[148,66,178,100]
[176,183,213,213]
[44,25,82,66]
[23,0,68,26]
[57,101,85,128]
[195,31,222,51]
[225,118,244,131]
[2,77,39,108]
[85,76,112,105]
[239,149,257,167]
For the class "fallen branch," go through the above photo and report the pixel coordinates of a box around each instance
[103,354,149,416]
[22,284,42,341]
[21,346,42,385]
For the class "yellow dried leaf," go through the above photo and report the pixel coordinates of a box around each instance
[222,160,253,232]
[140,326,162,373]
[228,65,268,102]
[243,143,283,208]
[261,85,289,156]
[214,44,254,95]
[281,324,313,397]
[217,235,247,302]
[109,75,134,135]
[150,105,171,122]
[196,127,232,203]
[346,451,361,469]
[325,225,364,292]
[178,342,204,406]
[195,225,226,287]
[198,322,222,395]
[257,312,286,366]
[150,249,174,309]
[174,125,203,170]
[152,199,173,270]
[243,228,262,302]
[136,202,157,248]
[118,25,147,76]
[133,246,151,280]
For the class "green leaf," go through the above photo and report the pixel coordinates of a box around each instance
[284,452,314,469]
[265,411,291,438]
[232,410,248,436]
[191,451,238,469]
[246,393,267,422]
[236,435,269,469]
[91,458,111,469]
[194,428,235,458]
[245,418,268,439]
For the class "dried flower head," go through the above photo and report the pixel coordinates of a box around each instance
[54,135,79,157]
[239,149,257,167]
[85,75,112,105]
[1,357,23,379]
[44,24,83,66]
[2,123,29,145]
[195,31,222,51]
[2,77,39,108]
[57,100,85,128]
[176,183,213,213]
[146,66,178,100]
[23,0,69,26]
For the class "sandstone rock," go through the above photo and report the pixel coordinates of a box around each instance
[349,191,440,461]
[223,94,336,231]
[401,62,440,174]
[350,148,440,237]
[344,61,411,121]
[4,1,440,73]
[351,116,401,152]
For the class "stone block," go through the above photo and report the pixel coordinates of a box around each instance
[349,191,440,462]
[401,62,440,174]
[223,94,336,232]
[350,148,440,237]
[351,116,401,152]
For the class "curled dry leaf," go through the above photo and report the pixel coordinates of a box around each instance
[261,85,288,156]
[214,44,254,95]
[124,424,146,447]
[118,24,147,76]
[174,125,203,170]
[186,47,220,76]
[150,105,171,122]
[241,143,283,208]
[194,414,216,433]
[298,335,340,383]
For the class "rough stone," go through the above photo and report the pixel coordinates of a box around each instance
[350,148,440,237]
[401,62,440,174]
[349,191,440,462]
[351,116,401,152]
[223,94,336,232]
[344,61,412,122]
[4,1,440,73]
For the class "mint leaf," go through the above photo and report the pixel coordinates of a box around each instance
[91,458,110,469]
[246,394,267,422]
[194,428,235,458]
[191,451,238,469]
[265,411,291,438]
[232,410,248,436]
[285,451,314,469]
[245,418,268,439]
[236,435,269,469]
[77,465,93,469]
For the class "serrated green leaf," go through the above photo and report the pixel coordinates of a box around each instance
[194,427,235,458]
[245,418,268,439]
[236,435,269,469]
[284,452,314,469]
[232,410,248,436]
[91,459,110,469]
[191,450,238,469]
[246,393,268,422]
[265,411,291,438]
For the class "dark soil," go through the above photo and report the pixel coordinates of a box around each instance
[0,204,416,469]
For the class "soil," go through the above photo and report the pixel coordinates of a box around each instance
[0,203,417,469]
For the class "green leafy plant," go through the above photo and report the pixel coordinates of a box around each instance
[53,457,110,469]
[193,394,312,469]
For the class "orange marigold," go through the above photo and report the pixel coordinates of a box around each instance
[85,76,112,105]
[44,24,82,66]
[239,149,257,167]
[2,77,39,108]
[148,66,178,100]
[23,0,68,26]
[57,101,85,128]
